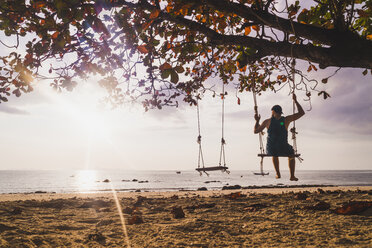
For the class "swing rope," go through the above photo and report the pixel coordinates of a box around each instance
[288,43,303,162]
[290,59,298,155]
[196,98,205,169]
[252,83,266,175]
[287,0,303,162]
[219,82,227,167]
[289,61,304,162]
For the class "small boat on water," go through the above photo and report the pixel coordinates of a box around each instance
[176,171,181,174]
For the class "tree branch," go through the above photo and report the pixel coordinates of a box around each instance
[122,0,372,69]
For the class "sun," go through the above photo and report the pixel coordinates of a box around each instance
[52,83,113,140]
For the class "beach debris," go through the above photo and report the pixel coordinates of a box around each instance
[87,231,106,243]
[103,179,110,183]
[334,201,372,215]
[98,207,111,213]
[304,201,330,211]
[294,192,308,200]
[171,206,185,219]
[9,207,22,215]
[317,188,325,194]
[138,180,149,183]
[197,187,208,191]
[186,203,216,210]
[123,206,136,214]
[125,205,144,224]
[128,214,144,224]
[134,196,146,207]
[222,185,242,190]
[224,192,246,200]
[170,195,179,200]
[244,203,268,212]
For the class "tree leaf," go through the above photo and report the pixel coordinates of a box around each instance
[33,1,45,10]
[13,88,21,97]
[170,70,179,83]
[149,9,161,19]
[174,65,184,73]
[161,69,171,79]
[51,31,59,39]
[159,62,172,71]
[137,45,149,54]
[244,26,251,36]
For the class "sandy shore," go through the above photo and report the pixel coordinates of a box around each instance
[0,186,371,247]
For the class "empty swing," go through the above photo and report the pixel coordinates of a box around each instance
[252,60,303,176]
[195,83,229,176]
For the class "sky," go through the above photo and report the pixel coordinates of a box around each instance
[0,0,371,172]
[0,65,371,171]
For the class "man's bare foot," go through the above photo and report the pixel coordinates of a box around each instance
[290,177,298,181]
[276,174,281,179]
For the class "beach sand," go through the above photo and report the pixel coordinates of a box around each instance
[0,186,371,247]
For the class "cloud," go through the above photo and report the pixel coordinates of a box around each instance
[304,69,372,135]
[0,104,29,115]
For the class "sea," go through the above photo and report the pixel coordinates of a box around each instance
[0,170,371,194]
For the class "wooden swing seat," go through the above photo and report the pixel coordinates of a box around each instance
[258,154,301,158]
[254,172,269,176]
[195,166,229,172]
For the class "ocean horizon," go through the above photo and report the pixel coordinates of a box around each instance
[0,169,371,194]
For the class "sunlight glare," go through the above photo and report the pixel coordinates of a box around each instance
[76,170,97,193]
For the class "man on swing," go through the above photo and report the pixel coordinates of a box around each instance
[254,94,305,181]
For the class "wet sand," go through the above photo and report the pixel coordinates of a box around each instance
[0,186,371,247]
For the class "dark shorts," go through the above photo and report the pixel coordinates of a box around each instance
[266,143,294,157]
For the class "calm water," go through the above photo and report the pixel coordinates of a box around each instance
[0,170,371,194]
